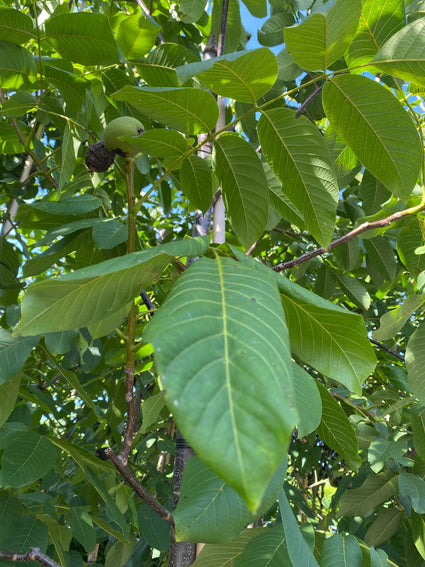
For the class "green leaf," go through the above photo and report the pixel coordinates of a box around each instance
[397,217,425,279]
[364,508,403,547]
[145,256,297,511]
[264,163,305,230]
[412,405,425,461]
[0,372,21,428]
[293,364,322,438]
[70,507,96,553]
[412,510,425,560]
[44,12,120,66]
[337,470,398,517]
[28,194,102,216]
[233,525,290,567]
[323,74,422,201]
[197,48,278,103]
[258,13,294,47]
[0,8,35,44]
[284,0,362,71]
[140,392,167,433]
[128,129,189,160]
[192,529,263,567]
[214,133,269,248]
[276,273,376,394]
[406,322,425,405]
[399,472,425,514]
[180,155,213,212]
[44,64,90,113]
[174,457,286,543]
[368,436,408,473]
[137,43,199,87]
[138,505,170,551]
[258,108,338,247]
[59,121,77,191]
[372,17,425,86]
[346,0,405,69]
[279,489,319,567]
[319,534,363,567]
[0,515,48,554]
[15,237,209,336]
[364,236,398,282]
[373,294,425,341]
[180,0,208,23]
[241,0,267,18]
[333,273,371,310]
[0,431,58,487]
[369,547,390,567]
[0,329,39,385]
[112,86,218,134]
[316,383,361,471]
[92,219,128,250]
[1,91,37,118]
[116,14,158,60]
[0,43,36,89]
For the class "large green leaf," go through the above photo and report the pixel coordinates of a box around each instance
[284,0,362,71]
[406,321,425,405]
[399,472,425,514]
[174,457,286,543]
[372,17,425,86]
[277,274,376,394]
[137,43,199,87]
[412,405,425,461]
[180,155,213,212]
[0,431,58,487]
[258,108,338,247]
[70,507,96,553]
[112,86,218,134]
[346,0,405,69]
[180,0,208,23]
[337,469,399,516]
[145,256,297,511]
[14,238,208,337]
[316,383,361,471]
[241,0,267,18]
[397,217,425,280]
[279,489,319,567]
[0,8,35,44]
[28,194,102,216]
[0,330,39,385]
[197,48,278,103]
[0,373,21,428]
[191,529,263,567]
[258,13,294,48]
[128,129,190,160]
[319,534,363,567]
[373,294,425,341]
[44,12,120,66]
[293,364,322,438]
[214,132,269,248]
[233,525,290,567]
[0,44,36,89]
[364,508,403,547]
[116,14,158,60]
[323,74,422,201]
[44,64,89,113]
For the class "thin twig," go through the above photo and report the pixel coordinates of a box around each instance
[273,203,425,271]
[0,548,61,567]
[295,84,323,118]
[104,448,174,526]
[370,339,405,362]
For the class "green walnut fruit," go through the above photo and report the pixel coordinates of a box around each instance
[102,116,144,157]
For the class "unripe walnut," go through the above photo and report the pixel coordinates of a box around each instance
[102,116,144,157]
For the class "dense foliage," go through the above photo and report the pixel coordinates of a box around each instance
[1,0,425,565]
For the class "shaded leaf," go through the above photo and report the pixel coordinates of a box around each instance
[293,364,322,438]
[233,525,290,567]
[175,457,286,543]
[15,238,209,336]
[319,534,363,567]
[0,330,39,385]
[138,505,170,551]
[317,383,361,471]
[0,372,21,429]
[399,472,425,514]
[258,13,294,47]
[337,470,398,517]
[180,155,213,212]
[214,132,269,248]
[191,529,263,567]
[70,507,96,553]
[365,508,403,547]
[406,321,425,405]
[373,294,425,341]
[258,108,338,247]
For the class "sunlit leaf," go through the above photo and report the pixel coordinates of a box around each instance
[323,74,422,201]
[0,8,35,44]
[146,256,297,511]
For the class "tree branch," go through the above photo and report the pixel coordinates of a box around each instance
[104,448,174,526]
[0,548,61,567]
[273,203,425,271]
[370,339,405,362]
